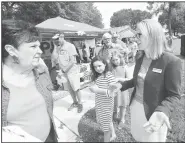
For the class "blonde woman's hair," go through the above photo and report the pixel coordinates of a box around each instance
[137,19,171,60]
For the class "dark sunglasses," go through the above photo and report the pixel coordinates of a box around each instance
[104,38,111,41]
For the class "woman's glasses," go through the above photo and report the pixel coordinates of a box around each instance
[104,38,111,41]
[136,32,142,39]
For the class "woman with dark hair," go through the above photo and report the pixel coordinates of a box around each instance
[2,20,58,142]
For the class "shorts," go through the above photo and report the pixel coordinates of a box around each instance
[63,64,80,92]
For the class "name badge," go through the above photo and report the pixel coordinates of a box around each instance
[152,68,162,73]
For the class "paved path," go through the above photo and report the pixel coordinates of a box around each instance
[53,88,95,142]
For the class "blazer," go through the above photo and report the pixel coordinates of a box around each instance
[2,65,58,142]
[120,51,182,120]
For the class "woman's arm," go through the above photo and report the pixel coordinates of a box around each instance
[90,83,121,97]
[120,78,134,91]
[155,58,182,117]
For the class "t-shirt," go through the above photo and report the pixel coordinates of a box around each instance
[52,41,78,71]
[112,66,126,78]
[3,65,50,142]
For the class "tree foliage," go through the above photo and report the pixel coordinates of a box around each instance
[159,2,185,34]
[56,2,104,28]
[1,2,104,28]
[110,9,152,29]
[147,2,185,35]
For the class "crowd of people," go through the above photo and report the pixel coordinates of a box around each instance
[2,18,182,142]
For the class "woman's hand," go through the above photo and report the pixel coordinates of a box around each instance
[143,111,171,133]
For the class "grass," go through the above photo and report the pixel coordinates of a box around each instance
[78,56,185,142]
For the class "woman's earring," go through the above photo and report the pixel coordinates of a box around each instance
[12,56,20,64]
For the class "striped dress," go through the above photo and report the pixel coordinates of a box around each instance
[95,71,116,132]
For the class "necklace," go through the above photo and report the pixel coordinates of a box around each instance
[20,67,33,78]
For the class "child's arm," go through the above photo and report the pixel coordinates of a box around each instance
[107,72,122,97]
[89,84,121,97]
[89,84,107,95]
[116,77,131,82]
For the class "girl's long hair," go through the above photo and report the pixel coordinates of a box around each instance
[110,50,125,69]
[90,56,110,81]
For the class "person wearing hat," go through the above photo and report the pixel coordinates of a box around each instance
[112,33,127,49]
[51,33,83,113]
[98,33,125,64]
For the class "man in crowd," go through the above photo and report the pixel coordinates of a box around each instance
[112,33,127,49]
[98,32,126,64]
[51,33,83,113]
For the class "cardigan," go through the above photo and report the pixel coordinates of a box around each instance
[120,51,182,120]
[2,65,58,142]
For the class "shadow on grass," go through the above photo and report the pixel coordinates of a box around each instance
[78,99,185,142]
[78,107,136,142]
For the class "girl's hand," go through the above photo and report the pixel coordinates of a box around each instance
[116,77,129,82]
[116,78,125,82]
[109,83,122,91]
[89,85,98,93]
[143,112,171,133]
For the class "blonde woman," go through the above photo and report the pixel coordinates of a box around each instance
[114,19,182,142]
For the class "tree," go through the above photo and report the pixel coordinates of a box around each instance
[1,2,104,28]
[147,2,185,36]
[158,5,185,35]
[110,9,152,29]
[2,2,59,24]
[56,2,104,28]
[2,2,18,19]
[14,2,58,25]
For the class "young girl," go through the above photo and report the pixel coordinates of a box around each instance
[89,56,120,142]
[110,51,130,129]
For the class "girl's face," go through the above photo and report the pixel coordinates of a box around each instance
[111,56,121,66]
[93,60,106,74]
